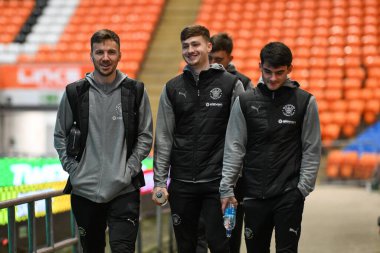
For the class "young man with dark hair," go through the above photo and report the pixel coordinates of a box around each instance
[54,29,153,253]
[195,32,253,253]
[152,25,244,253]
[209,32,253,91]
[220,41,321,253]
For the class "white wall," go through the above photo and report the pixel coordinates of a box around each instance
[1,110,58,157]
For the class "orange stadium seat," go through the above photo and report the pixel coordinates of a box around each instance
[346,34,362,46]
[342,124,356,138]
[345,67,366,80]
[332,111,346,125]
[344,78,362,90]
[365,78,380,89]
[347,99,365,114]
[325,77,344,89]
[346,111,362,127]
[322,124,341,145]
[340,151,359,178]
[324,88,343,101]
[326,150,344,178]
[355,153,379,179]
[364,100,380,124]
[317,99,329,113]
[330,100,347,112]
[367,66,380,78]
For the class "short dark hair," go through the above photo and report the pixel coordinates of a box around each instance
[210,33,233,54]
[260,42,292,67]
[90,29,120,52]
[180,25,210,42]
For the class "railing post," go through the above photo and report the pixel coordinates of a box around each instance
[0,190,80,252]
[169,215,174,253]
[7,206,16,253]
[137,217,142,253]
[27,202,36,253]
[45,197,54,247]
[70,210,79,253]
[156,206,163,253]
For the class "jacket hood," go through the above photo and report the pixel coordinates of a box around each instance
[258,77,300,89]
[183,63,225,74]
[85,70,127,94]
[183,63,226,83]
[226,63,238,74]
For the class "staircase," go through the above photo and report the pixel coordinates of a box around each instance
[138,0,201,127]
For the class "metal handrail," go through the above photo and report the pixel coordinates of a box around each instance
[0,190,79,253]
[1,190,175,253]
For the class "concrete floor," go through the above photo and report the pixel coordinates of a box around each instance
[299,184,380,253]
[103,183,380,253]
[238,184,380,253]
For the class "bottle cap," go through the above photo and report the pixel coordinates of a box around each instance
[155,191,167,206]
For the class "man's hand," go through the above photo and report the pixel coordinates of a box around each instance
[152,186,169,206]
[220,196,238,213]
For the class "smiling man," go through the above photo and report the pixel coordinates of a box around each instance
[152,25,244,253]
[220,42,321,253]
[54,29,153,253]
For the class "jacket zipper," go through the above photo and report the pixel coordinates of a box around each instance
[72,121,78,149]
[193,79,200,182]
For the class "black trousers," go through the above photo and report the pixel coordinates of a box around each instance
[71,190,140,253]
[196,178,244,253]
[169,179,229,253]
[244,188,305,253]
[229,178,244,253]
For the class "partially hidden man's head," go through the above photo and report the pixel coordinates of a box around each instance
[259,42,293,91]
[180,25,212,70]
[209,32,233,69]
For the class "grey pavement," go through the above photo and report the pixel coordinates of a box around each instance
[238,184,380,253]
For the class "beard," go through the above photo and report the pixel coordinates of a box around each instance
[94,63,117,77]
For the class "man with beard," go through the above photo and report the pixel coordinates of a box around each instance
[54,29,153,253]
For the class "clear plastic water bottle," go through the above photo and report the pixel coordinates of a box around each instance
[223,202,236,237]
[155,191,168,206]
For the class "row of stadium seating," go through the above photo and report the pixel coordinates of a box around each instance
[0,0,35,43]
[326,121,380,180]
[195,0,380,182]
[0,0,379,182]
[0,0,165,78]
[196,0,380,144]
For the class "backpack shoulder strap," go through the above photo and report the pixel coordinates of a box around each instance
[121,77,146,189]
[121,78,145,157]
[65,78,87,124]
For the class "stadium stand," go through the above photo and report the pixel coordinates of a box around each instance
[326,121,380,180]
[0,0,379,181]
[195,0,379,145]
[0,0,165,78]
[193,0,380,181]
